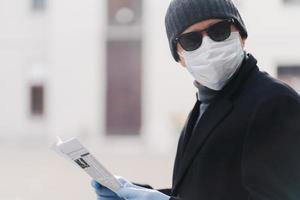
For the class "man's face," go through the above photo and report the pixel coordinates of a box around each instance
[176,19,246,67]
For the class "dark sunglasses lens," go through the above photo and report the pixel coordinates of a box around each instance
[179,32,202,51]
[207,21,231,42]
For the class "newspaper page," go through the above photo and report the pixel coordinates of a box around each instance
[52,137,122,192]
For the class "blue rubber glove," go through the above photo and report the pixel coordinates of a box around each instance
[91,177,170,200]
[91,179,123,200]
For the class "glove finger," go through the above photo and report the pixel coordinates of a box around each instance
[116,187,143,199]
[91,180,101,189]
[96,187,119,197]
[91,180,118,197]
[115,176,129,186]
[97,196,121,200]
[115,176,145,190]
[115,176,140,189]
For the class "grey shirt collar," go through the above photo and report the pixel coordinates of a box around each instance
[193,81,218,103]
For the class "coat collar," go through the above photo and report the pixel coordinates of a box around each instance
[172,54,258,194]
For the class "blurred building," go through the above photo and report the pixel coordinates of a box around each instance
[0,0,300,148]
[0,0,300,149]
[0,0,189,154]
[0,0,300,200]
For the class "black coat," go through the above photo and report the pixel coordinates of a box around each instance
[164,54,300,200]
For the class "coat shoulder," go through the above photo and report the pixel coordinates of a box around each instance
[243,67,300,103]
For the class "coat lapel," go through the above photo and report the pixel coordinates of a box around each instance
[172,100,201,185]
[172,97,233,192]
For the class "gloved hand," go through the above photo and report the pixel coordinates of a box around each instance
[91,179,123,200]
[91,177,170,200]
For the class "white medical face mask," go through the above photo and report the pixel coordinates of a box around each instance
[180,32,245,91]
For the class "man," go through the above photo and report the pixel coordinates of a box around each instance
[91,0,300,199]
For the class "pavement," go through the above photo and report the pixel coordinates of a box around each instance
[0,141,174,200]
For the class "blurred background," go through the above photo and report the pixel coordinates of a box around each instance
[0,0,299,199]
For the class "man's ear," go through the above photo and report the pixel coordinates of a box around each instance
[238,32,246,48]
[241,38,246,48]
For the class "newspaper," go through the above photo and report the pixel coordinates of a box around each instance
[52,137,122,192]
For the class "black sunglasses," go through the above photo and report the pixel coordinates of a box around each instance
[175,19,235,51]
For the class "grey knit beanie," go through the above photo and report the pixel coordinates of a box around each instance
[165,0,248,62]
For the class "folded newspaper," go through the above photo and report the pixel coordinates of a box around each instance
[52,137,122,192]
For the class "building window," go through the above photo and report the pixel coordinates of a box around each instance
[30,85,44,116]
[278,66,300,94]
[105,0,142,135]
[32,0,47,11]
[108,0,142,26]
